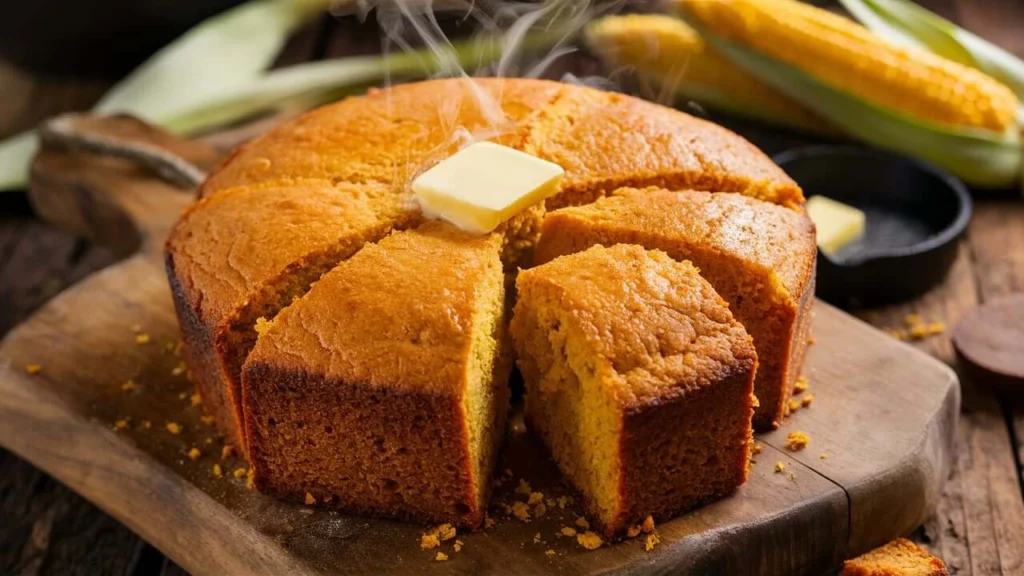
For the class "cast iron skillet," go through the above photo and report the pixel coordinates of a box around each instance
[773,146,972,308]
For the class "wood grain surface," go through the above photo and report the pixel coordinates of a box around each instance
[0,110,958,575]
[1,1,1024,574]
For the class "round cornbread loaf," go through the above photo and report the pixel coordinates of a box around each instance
[164,77,805,528]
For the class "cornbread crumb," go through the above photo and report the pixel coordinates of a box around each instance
[577,532,603,550]
[484,516,496,529]
[114,419,129,431]
[841,537,947,576]
[171,363,186,377]
[557,496,570,509]
[221,445,235,459]
[528,491,544,505]
[775,461,785,473]
[233,467,247,479]
[641,515,655,533]
[212,464,223,478]
[626,525,642,538]
[454,540,463,552]
[190,393,202,407]
[187,448,201,460]
[545,549,556,556]
[25,364,42,375]
[178,392,188,400]
[904,314,923,326]
[141,421,151,430]
[534,503,547,518]
[254,316,273,336]
[304,492,316,505]
[515,479,532,496]
[575,516,590,530]
[121,380,136,392]
[788,399,801,413]
[802,393,815,407]
[807,335,816,345]
[820,453,830,460]
[909,324,928,340]
[560,527,577,537]
[786,431,810,451]
[166,422,182,434]
[927,321,946,335]
[135,333,151,344]
[789,472,796,481]
[246,468,255,490]
[793,376,809,394]
[436,524,456,542]
[752,443,763,455]
[645,532,660,552]
[546,498,555,507]
[200,415,216,426]
[435,552,448,562]
[204,437,214,445]
[420,533,440,550]
[533,532,542,544]
[512,501,531,522]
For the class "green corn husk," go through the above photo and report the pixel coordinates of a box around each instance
[840,0,1024,120]
[0,0,330,191]
[679,18,1020,188]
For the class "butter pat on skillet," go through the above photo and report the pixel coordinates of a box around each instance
[413,141,564,234]
[806,195,866,256]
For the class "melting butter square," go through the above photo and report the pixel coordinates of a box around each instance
[413,141,564,234]
[806,195,866,256]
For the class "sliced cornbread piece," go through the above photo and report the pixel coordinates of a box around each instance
[165,181,417,449]
[536,189,816,429]
[511,244,757,537]
[241,221,510,528]
[523,86,804,210]
[841,538,949,576]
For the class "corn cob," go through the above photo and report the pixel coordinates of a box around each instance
[674,0,1020,134]
[585,14,828,131]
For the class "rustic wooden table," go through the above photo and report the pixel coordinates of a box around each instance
[1,1,1022,574]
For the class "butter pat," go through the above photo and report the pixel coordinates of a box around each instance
[412,141,564,234]
[806,195,866,256]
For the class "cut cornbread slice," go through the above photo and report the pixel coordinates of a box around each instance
[241,221,510,528]
[535,189,816,430]
[165,180,417,450]
[841,538,949,576]
[511,244,757,537]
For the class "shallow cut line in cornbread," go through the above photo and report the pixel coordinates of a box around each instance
[165,181,418,450]
[240,221,510,528]
[511,244,757,537]
[535,188,816,430]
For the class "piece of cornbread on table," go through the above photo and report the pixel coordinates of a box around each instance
[510,244,757,537]
[841,538,949,576]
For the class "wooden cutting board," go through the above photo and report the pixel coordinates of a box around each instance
[0,117,959,575]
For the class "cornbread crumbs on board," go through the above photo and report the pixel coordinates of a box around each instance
[820,453,830,460]
[645,532,661,552]
[166,422,182,435]
[514,479,532,496]
[187,448,201,460]
[221,444,235,459]
[534,503,547,518]
[775,461,785,473]
[484,516,496,529]
[575,516,590,529]
[909,324,928,340]
[788,399,801,413]
[135,333,151,344]
[751,394,760,408]
[545,549,556,557]
[233,467,247,479]
[171,363,186,377]
[436,524,456,542]
[254,316,273,336]
[25,364,42,375]
[626,525,642,538]
[557,496,570,509]
[927,321,946,335]
[114,419,129,431]
[528,491,544,505]
[246,468,255,490]
[560,527,577,537]
[454,540,464,553]
[512,501,531,522]
[141,420,151,430]
[802,393,815,407]
[212,464,223,478]
[435,552,448,562]
[577,532,603,550]
[641,515,656,533]
[190,393,202,407]
[178,392,188,400]
[121,380,136,392]
[793,376,809,394]
[533,533,542,544]
[786,431,810,451]
[420,533,440,550]
[200,415,216,426]
[204,437,214,445]
[752,442,763,455]
[904,314,923,326]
